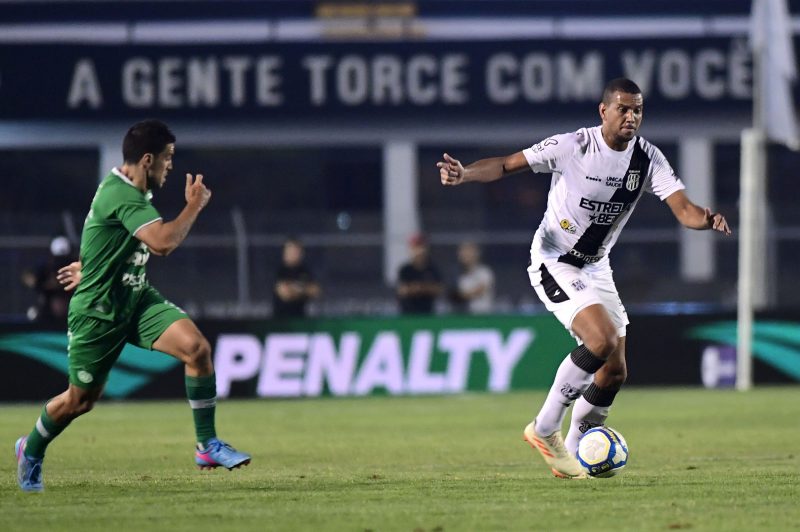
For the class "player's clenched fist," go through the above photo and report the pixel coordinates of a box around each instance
[185,173,212,210]
[437,153,465,186]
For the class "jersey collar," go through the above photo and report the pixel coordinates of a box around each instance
[111,167,154,200]
[111,167,136,187]
[594,126,636,156]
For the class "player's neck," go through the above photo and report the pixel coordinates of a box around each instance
[118,164,148,192]
[600,128,629,152]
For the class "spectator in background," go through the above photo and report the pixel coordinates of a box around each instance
[272,238,320,318]
[20,236,76,324]
[396,233,443,315]
[451,241,495,314]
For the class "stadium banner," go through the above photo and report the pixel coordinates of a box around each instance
[0,37,776,120]
[1,312,799,402]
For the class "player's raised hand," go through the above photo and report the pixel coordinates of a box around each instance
[57,261,82,291]
[704,207,731,235]
[438,153,465,186]
[185,173,212,210]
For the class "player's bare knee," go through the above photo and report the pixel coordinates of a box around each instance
[76,398,97,416]
[184,336,212,371]
[65,393,96,418]
[601,364,627,389]
[584,332,618,360]
[615,368,628,387]
[603,333,620,358]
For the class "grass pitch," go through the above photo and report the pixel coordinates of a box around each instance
[1,387,798,532]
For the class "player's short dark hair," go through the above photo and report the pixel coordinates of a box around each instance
[122,119,176,164]
[602,78,642,104]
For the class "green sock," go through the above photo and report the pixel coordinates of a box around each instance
[186,373,217,447]
[25,403,70,459]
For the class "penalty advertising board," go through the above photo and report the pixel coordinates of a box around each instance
[2,312,798,401]
[212,315,572,398]
[0,315,575,400]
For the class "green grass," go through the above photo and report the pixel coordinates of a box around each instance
[1,388,798,532]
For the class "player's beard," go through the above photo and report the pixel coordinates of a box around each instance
[145,169,162,191]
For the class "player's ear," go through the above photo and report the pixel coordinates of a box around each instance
[598,102,606,121]
[140,153,153,169]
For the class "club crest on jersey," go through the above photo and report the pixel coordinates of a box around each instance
[625,170,641,191]
[560,219,577,234]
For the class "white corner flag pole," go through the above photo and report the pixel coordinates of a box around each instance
[736,128,761,391]
[738,0,800,391]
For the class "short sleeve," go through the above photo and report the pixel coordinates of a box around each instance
[645,146,685,201]
[522,132,581,173]
[114,188,162,236]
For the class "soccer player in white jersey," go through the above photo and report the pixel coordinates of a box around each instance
[437,78,730,479]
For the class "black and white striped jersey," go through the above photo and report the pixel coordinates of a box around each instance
[522,126,684,269]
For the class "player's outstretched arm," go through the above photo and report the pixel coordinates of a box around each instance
[136,174,212,256]
[437,152,528,186]
[665,190,731,235]
[57,261,82,291]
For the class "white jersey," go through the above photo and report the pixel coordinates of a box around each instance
[522,126,684,269]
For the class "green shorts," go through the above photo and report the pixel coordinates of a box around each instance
[66,286,188,389]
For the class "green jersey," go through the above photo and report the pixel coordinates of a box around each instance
[69,168,162,322]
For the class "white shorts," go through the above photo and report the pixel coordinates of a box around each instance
[528,256,628,342]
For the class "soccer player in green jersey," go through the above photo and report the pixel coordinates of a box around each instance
[15,119,250,492]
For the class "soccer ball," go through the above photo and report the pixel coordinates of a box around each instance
[576,426,628,477]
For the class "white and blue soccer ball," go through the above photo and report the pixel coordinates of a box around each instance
[576,426,629,477]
